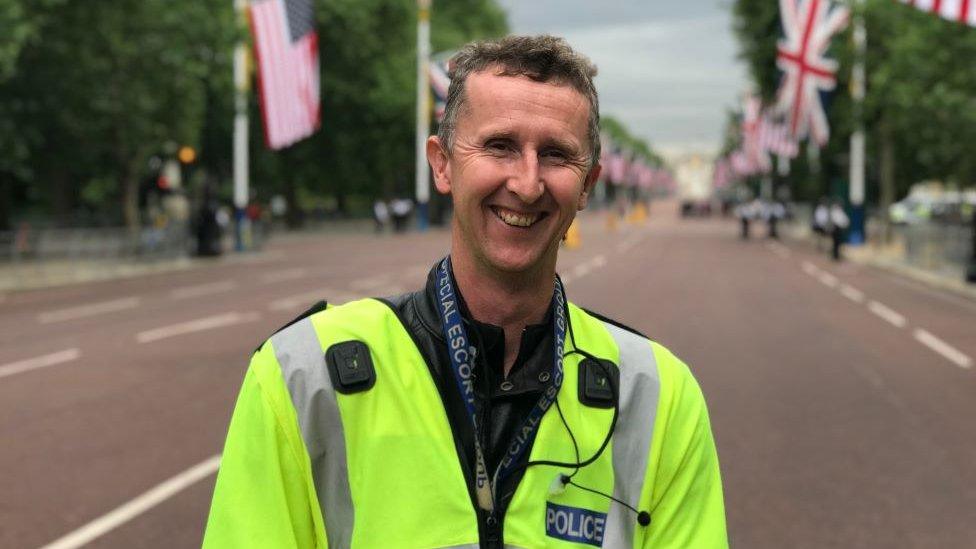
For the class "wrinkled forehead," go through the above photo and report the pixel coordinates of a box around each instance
[460,70,590,125]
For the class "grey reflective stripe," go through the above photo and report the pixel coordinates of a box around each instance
[272,317,354,548]
[600,322,660,548]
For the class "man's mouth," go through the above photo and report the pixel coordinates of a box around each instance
[491,206,544,228]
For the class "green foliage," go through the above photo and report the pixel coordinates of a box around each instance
[731,0,976,204]
[0,0,509,228]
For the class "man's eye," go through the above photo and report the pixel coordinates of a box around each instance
[485,140,511,152]
[541,149,569,161]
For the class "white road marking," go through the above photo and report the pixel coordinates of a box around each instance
[38,297,141,324]
[868,300,907,328]
[268,289,357,311]
[839,284,865,303]
[0,348,81,380]
[571,262,592,278]
[913,329,973,369]
[818,272,839,288]
[765,241,792,258]
[590,254,607,268]
[39,455,221,549]
[136,312,260,343]
[802,261,820,277]
[169,280,237,300]
[259,268,308,284]
[349,275,391,291]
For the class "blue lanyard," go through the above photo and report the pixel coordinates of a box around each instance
[435,257,567,511]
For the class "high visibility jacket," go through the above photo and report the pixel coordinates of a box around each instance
[204,291,727,548]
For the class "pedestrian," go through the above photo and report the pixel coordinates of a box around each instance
[736,199,756,240]
[391,197,413,232]
[372,199,390,234]
[766,200,785,239]
[829,199,850,261]
[204,35,727,548]
[812,198,829,251]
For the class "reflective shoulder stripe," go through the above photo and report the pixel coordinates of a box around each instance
[598,320,660,549]
[271,313,354,549]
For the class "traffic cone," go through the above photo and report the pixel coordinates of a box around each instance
[564,219,581,249]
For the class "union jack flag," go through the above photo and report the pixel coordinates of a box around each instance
[898,0,976,26]
[775,0,850,147]
[429,56,451,123]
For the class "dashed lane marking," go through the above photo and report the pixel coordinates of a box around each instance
[0,348,81,380]
[765,241,792,258]
[349,275,392,291]
[169,280,238,300]
[38,297,141,324]
[39,455,221,549]
[136,312,260,343]
[868,300,908,328]
[591,254,607,268]
[571,262,592,279]
[913,329,973,369]
[818,272,839,288]
[268,289,358,312]
[802,261,820,277]
[839,284,865,303]
[259,268,308,284]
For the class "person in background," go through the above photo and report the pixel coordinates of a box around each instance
[372,199,390,234]
[829,199,850,261]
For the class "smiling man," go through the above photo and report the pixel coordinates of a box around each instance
[204,35,727,549]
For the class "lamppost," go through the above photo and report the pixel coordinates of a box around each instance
[848,0,867,245]
[414,0,431,231]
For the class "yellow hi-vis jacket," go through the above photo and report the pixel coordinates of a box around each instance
[203,297,727,548]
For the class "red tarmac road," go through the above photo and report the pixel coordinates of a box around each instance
[1,205,974,548]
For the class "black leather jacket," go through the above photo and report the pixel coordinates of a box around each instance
[381,261,556,548]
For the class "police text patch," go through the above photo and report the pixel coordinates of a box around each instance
[545,502,607,546]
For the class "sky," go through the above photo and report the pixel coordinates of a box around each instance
[496,1,750,158]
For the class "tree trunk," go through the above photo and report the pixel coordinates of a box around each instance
[879,118,896,246]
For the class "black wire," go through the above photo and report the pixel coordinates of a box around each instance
[563,477,642,515]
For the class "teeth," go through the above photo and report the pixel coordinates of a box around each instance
[494,208,539,227]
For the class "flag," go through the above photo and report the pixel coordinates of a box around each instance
[775,0,850,147]
[898,0,976,26]
[759,113,799,159]
[741,94,771,174]
[249,0,321,150]
[430,57,451,123]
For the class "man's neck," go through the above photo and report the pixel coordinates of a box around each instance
[451,252,555,376]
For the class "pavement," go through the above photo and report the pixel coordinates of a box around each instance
[1,203,975,548]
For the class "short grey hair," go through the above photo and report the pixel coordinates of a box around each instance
[437,35,601,168]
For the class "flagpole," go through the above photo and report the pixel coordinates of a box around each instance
[233,0,250,252]
[414,0,432,231]
[848,0,867,245]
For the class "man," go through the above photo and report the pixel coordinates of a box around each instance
[204,35,726,548]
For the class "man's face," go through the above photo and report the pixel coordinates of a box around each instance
[427,70,601,276]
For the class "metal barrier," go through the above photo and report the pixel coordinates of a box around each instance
[894,222,972,273]
[0,224,191,264]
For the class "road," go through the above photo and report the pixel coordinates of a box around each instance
[2,205,974,548]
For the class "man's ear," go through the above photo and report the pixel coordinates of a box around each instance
[577,163,602,210]
[427,136,452,195]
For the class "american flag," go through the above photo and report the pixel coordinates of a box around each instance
[249,0,320,150]
[775,0,849,147]
[899,0,976,26]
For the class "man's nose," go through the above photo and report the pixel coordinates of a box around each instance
[505,150,544,203]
